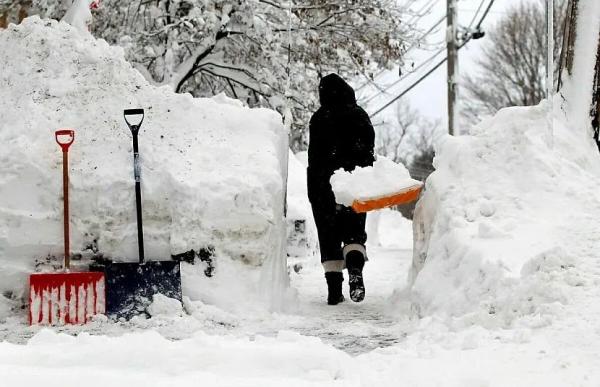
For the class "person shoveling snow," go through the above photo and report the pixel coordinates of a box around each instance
[307,73,375,305]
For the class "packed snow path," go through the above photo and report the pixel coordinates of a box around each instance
[284,247,411,354]
[0,246,413,356]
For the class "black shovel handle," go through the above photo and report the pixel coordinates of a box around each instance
[124,109,145,135]
[124,108,145,264]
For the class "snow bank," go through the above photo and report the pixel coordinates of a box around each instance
[407,1,600,327]
[0,329,355,386]
[0,17,287,313]
[286,151,318,260]
[408,101,600,326]
[330,156,421,206]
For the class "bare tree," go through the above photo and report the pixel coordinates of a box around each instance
[374,104,416,164]
[462,0,566,123]
[373,102,439,165]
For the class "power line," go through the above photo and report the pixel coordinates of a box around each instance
[475,0,495,29]
[369,55,448,118]
[404,15,447,54]
[369,0,496,119]
[467,0,486,29]
[362,47,445,105]
[359,15,447,101]
[356,12,446,93]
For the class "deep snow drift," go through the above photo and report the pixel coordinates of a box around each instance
[0,17,287,319]
[410,102,600,324]
[407,0,600,328]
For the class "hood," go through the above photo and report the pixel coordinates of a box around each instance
[318,73,356,107]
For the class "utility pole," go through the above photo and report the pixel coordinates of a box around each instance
[447,0,458,135]
[546,0,554,146]
[546,0,554,101]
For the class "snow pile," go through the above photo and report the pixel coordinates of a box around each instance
[330,156,421,206]
[408,102,600,326]
[286,151,318,260]
[0,17,287,314]
[146,294,183,317]
[407,1,600,327]
[0,329,355,386]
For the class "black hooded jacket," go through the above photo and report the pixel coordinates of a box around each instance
[307,74,375,205]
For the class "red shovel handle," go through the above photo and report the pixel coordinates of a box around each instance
[55,129,75,152]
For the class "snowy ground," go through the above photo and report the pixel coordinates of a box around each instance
[1,212,599,386]
[0,245,413,355]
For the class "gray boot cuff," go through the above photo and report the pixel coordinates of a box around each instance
[322,260,345,273]
[342,243,367,260]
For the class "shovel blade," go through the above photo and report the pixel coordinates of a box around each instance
[93,261,182,320]
[351,184,423,213]
[29,272,106,325]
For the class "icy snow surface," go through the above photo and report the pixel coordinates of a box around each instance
[0,17,287,312]
[330,156,422,206]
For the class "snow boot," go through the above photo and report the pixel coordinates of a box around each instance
[345,247,366,303]
[325,272,345,305]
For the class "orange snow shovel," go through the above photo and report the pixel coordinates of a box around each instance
[29,130,105,325]
[351,182,423,213]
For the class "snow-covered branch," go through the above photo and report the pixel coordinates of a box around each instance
[72,0,417,150]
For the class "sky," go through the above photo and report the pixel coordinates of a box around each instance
[359,0,532,134]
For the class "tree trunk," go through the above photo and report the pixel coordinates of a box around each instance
[558,0,578,88]
[18,2,30,24]
[558,0,599,152]
[592,33,600,151]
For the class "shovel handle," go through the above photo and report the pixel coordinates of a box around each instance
[124,109,144,135]
[55,130,74,270]
[55,130,75,152]
[124,108,145,264]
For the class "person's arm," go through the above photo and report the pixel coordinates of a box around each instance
[307,111,336,204]
[353,108,375,168]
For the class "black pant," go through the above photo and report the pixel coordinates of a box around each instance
[310,202,367,263]
[307,167,367,263]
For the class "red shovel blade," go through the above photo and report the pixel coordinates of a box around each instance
[29,272,106,325]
